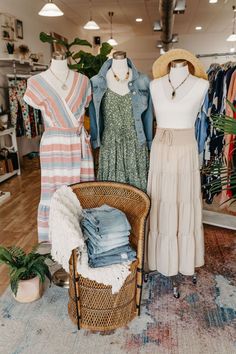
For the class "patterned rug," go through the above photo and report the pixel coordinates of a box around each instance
[0,226,235,354]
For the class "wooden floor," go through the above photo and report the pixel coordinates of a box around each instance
[0,161,40,295]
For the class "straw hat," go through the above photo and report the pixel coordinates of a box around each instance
[152,48,207,80]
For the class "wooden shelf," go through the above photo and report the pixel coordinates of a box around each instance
[0,170,18,183]
[0,57,32,65]
[0,127,15,136]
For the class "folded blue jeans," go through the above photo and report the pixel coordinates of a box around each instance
[86,237,129,255]
[88,245,137,268]
[82,204,131,234]
[81,220,130,242]
[88,243,135,259]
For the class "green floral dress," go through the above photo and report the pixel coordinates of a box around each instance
[98,88,149,191]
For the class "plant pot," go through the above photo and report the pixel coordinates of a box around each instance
[13,276,43,303]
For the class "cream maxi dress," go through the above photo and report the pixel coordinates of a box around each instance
[147,78,205,277]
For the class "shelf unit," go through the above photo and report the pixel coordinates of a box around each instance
[0,127,20,183]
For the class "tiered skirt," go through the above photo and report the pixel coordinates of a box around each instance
[147,127,204,276]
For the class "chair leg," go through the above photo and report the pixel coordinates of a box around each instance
[192,273,197,284]
[72,250,80,330]
[144,273,149,283]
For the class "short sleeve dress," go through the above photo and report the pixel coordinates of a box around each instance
[24,71,94,242]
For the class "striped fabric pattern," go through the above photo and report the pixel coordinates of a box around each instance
[25,72,94,241]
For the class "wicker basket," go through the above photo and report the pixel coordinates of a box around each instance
[68,181,150,331]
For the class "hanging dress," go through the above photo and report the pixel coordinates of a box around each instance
[98,89,149,191]
[24,72,94,242]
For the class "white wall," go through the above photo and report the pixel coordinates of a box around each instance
[0,0,80,64]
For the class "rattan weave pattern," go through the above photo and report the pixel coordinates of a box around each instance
[68,181,150,331]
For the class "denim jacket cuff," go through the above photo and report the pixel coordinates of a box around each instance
[147,140,152,150]
[91,140,100,149]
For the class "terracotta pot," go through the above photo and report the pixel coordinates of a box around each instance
[13,276,43,303]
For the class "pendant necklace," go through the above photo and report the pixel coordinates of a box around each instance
[111,68,130,82]
[168,73,190,99]
[49,68,70,90]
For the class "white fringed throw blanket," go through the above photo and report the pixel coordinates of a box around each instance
[49,186,131,293]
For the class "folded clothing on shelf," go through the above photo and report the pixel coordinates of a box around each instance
[80,204,136,268]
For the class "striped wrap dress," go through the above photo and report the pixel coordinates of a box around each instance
[24,71,94,242]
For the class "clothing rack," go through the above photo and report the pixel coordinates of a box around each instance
[196,52,236,58]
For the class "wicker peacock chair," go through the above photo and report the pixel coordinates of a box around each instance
[68,181,150,331]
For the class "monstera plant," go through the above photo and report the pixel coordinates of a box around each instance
[39,32,113,78]
[203,101,236,205]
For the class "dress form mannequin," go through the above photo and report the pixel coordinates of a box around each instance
[106,51,132,95]
[150,60,209,128]
[41,53,74,98]
[147,55,209,297]
[24,51,94,249]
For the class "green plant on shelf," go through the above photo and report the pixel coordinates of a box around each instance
[203,100,236,205]
[6,42,14,54]
[0,244,52,296]
[39,32,113,78]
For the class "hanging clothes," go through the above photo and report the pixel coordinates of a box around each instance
[202,62,236,204]
[8,77,41,138]
[24,71,94,242]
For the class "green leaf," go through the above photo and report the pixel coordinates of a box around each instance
[226,99,236,113]
[10,279,18,296]
[0,246,15,266]
[39,32,54,44]
[99,42,113,56]
[69,38,92,48]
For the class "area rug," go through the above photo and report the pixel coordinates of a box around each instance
[0,226,235,354]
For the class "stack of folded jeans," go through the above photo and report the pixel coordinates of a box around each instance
[80,204,136,268]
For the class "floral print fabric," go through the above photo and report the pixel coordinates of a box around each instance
[8,78,41,138]
[98,88,149,191]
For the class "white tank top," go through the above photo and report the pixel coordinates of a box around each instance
[150,76,209,129]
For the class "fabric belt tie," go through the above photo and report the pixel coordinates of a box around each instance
[76,123,90,159]
[159,129,173,146]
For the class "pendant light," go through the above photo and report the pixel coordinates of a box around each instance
[38,0,64,17]
[107,12,118,46]
[83,0,100,30]
[226,6,236,42]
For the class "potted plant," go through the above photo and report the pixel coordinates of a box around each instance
[18,44,30,60]
[0,244,52,303]
[6,42,14,57]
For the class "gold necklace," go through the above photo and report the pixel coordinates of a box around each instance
[49,68,70,90]
[168,73,190,99]
[111,68,130,82]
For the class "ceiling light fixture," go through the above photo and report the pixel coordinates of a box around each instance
[136,18,143,22]
[209,0,218,3]
[83,0,100,30]
[107,11,118,46]
[38,0,64,17]
[227,6,236,41]
[195,26,202,30]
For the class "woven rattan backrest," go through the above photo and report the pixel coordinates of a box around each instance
[71,181,150,252]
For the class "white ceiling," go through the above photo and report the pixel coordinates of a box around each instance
[56,0,235,38]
